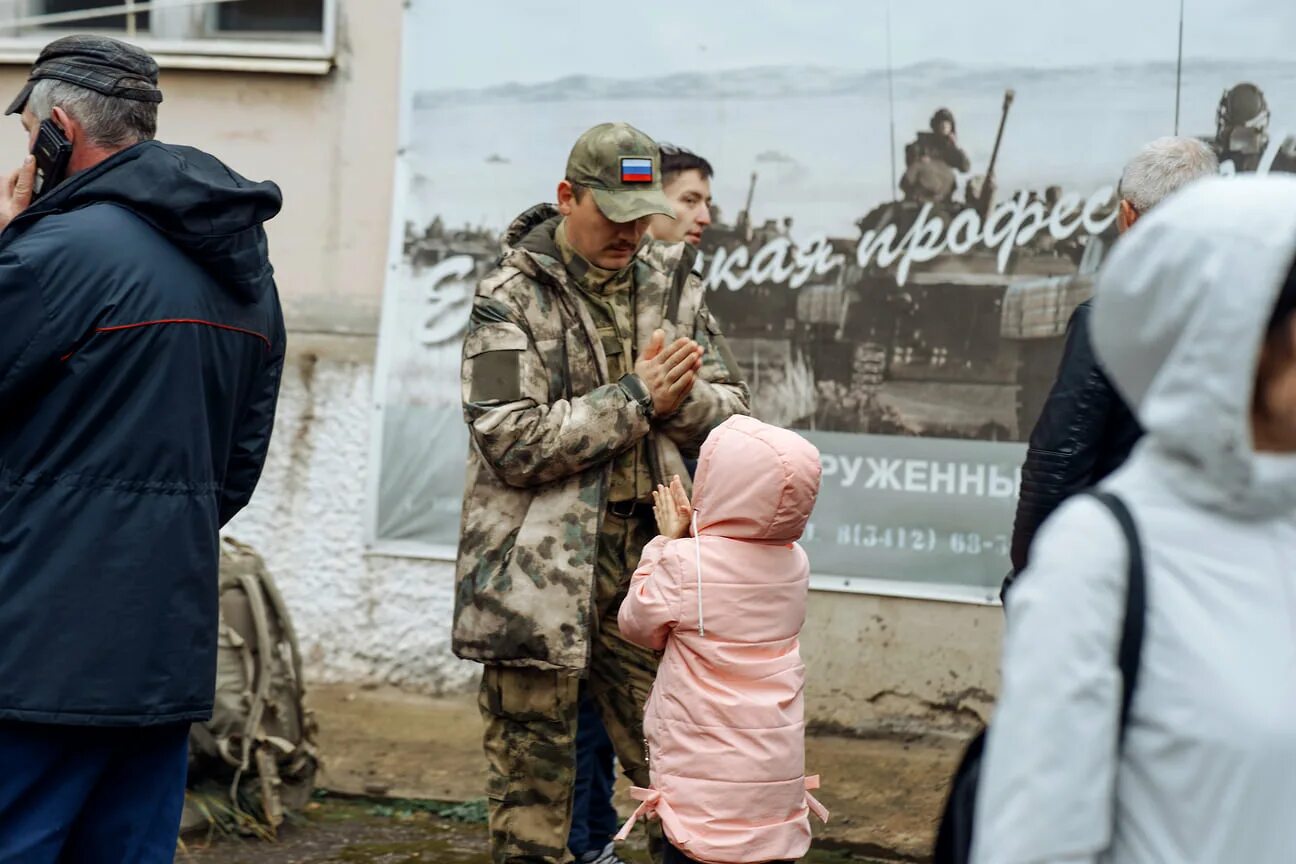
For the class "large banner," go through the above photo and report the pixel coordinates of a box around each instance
[371,0,1296,601]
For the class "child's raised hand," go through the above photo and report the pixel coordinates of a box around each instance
[653,475,692,540]
[668,474,692,521]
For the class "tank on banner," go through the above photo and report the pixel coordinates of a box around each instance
[694,89,1113,442]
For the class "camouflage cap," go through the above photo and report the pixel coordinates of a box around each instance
[566,122,675,223]
[6,35,163,116]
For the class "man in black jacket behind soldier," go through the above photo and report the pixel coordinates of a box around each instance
[1005,137,1217,597]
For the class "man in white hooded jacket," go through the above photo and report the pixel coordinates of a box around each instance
[973,174,1296,863]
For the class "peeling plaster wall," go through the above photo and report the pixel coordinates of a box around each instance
[223,335,478,694]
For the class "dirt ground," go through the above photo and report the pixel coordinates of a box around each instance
[175,684,963,863]
[175,796,881,864]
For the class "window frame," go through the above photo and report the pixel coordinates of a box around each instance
[0,0,337,75]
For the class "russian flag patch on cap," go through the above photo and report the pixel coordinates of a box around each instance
[621,157,653,184]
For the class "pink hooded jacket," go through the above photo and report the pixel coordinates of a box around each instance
[616,415,828,864]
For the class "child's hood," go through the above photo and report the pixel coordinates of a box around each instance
[691,415,822,542]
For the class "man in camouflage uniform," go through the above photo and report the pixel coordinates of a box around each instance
[455,122,751,864]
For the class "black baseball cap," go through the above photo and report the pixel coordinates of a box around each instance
[5,35,163,116]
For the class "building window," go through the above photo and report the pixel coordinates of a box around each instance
[217,0,323,34]
[0,1,336,71]
[40,0,149,31]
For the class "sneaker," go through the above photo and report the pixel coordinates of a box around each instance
[578,842,627,864]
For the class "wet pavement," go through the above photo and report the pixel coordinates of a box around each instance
[175,795,890,864]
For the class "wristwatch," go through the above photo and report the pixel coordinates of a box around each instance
[618,373,655,420]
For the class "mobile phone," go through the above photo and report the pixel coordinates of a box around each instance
[31,118,71,201]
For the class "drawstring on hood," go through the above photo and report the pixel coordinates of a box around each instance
[692,508,704,636]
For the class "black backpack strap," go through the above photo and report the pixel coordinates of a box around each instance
[1086,491,1146,746]
[665,244,699,324]
[931,490,1147,864]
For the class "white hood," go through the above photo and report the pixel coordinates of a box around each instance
[1092,174,1296,515]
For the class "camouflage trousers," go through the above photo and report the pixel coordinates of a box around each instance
[478,510,663,864]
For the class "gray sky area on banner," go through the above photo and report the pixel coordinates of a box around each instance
[409,0,1296,91]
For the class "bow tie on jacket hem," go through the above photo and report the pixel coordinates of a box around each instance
[614,776,830,844]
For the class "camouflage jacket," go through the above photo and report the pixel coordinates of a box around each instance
[454,204,751,672]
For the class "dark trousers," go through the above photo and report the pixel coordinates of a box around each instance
[664,844,795,864]
[0,720,189,864]
[568,687,620,857]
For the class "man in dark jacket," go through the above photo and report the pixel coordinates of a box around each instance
[0,36,285,861]
[1006,137,1217,596]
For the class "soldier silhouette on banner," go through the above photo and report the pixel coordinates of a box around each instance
[1201,82,1296,175]
[901,108,972,204]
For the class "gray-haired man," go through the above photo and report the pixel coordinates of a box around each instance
[1006,137,1218,592]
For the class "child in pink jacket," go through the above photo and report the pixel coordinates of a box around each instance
[615,415,828,864]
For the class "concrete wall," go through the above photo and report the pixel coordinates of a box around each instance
[804,593,1000,734]
[0,1,1003,732]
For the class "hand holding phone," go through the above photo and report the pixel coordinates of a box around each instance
[0,156,35,234]
[0,119,70,232]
